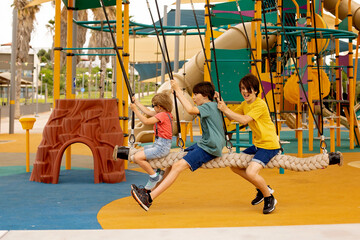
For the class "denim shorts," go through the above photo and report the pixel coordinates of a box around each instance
[144,137,172,160]
[243,145,280,167]
[183,143,217,171]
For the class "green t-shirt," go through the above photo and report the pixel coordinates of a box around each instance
[197,101,225,157]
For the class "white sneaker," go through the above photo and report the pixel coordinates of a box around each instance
[144,172,163,190]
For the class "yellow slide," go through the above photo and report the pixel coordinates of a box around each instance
[324,0,360,30]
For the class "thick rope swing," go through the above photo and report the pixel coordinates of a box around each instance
[126,148,343,171]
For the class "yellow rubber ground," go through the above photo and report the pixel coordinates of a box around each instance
[98,153,360,229]
[1,133,359,229]
[0,133,93,155]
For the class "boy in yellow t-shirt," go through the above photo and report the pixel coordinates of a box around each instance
[217,73,280,214]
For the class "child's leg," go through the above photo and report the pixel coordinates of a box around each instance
[150,159,189,200]
[245,162,270,196]
[152,166,171,191]
[231,163,270,196]
[133,150,156,175]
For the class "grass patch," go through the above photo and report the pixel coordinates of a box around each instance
[139,94,155,106]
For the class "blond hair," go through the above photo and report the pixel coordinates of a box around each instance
[152,92,173,112]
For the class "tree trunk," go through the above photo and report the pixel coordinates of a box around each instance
[112,56,116,98]
[88,60,93,98]
[15,63,22,119]
[100,57,106,98]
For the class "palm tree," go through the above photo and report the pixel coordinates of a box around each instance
[89,7,116,98]
[13,0,40,119]
[46,4,115,99]
[87,31,97,95]
[60,7,88,67]
[76,10,88,63]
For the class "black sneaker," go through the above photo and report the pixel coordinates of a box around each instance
[131,187,152,211]
[251,186,274,205]
[263,194,277,214]
[131,184,138,191]
[131,184,150,194]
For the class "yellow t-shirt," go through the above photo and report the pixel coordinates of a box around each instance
[238,98,280,149]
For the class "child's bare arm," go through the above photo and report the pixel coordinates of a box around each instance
[131,104,159,125]
[132,96,156,117]
[170,80,199,115]
[217,100,252,125]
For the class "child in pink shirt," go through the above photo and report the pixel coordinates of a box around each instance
[129,93,173,190]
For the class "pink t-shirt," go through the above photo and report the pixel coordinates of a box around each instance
[153,112,173,139]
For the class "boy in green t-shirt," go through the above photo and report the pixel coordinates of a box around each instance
[131,81,225,211]
[217,73,280,214]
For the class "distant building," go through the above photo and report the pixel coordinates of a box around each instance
[0,45,39,83]
[0,45,39,104]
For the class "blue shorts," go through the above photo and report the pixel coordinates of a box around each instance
[183,143,217,171]
[243,145,280,167]
[144,137,172,160]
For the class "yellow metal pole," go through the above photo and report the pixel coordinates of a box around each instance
[307,0,314,151]
[354,34,360,95]
[19,118,36,172]
[204,0,211,82]
[276,0,284,137]
[116,0,126,168]
[53,0,61,108]
[124,1,130,145]
[116,0,123,126]
[66,0,74,100]
[26,129,30,172]
[335,0,341,147]
[251,2,256,74]
[291,0,303,157]
[330,117,335,152]
[274,0,282,136]
[255,0,262,75]
[65,0,74,170]
[180,121,187,148]
[348,0,354,149]
[189,121,193,142]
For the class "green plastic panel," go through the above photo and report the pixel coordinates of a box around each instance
[210,49,252,102]
[211,1,254,27]
[339,17,349,31]
[211,1,278,27]
[262,12,277,25]
[62,0,118,10]
[283,0,321,15]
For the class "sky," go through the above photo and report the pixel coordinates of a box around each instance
[0,0,176,50]
[0,0,360,51]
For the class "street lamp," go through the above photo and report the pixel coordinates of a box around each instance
[108,71,112,97]
[81,73,84,99]
[88,73,91,99]
[40,73,45,100]
[35,73,40,117]
[41,74,45,103]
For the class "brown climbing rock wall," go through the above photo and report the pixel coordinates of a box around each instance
[30,99,126,184]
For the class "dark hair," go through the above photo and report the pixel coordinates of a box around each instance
[152,92,173,112]
[192,82,215,101]
[239,73,260,97]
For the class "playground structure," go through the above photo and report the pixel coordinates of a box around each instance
[145,0,360,158]
[29,0,360,183]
